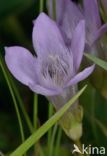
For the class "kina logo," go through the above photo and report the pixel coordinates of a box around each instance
[72,144,105,155]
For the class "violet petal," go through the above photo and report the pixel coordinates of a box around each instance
[66,65,95,87]
[29,83,62,96]
[5,46,37,85]
[71,20,85,71]
[83,0,101,31]
[58,0,83,45]
[92,23,107,45]
[32,12,67,57]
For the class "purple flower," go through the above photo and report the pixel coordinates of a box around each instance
[83,0,107,49]
[48,0,107,54]
[5,12,95,141]
[5,13,94,97]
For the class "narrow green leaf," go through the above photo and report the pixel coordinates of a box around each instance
[39,0,44,13]
[10,85,87,156]
[0,54,33,133]
[94,118,107,137]
[0,55,25,143]
[84,53,107,70]
[33,95,38,131]
[54,127,62,156]
[48,124,58,156]
[47,103,54,148]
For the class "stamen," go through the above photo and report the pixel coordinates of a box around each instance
[41,54,70,86]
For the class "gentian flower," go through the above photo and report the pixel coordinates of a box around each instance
[83,0,107,54]
[82,0,107,97]
[5,13,94,97]
[47,0,107,97]
[5,13,94,140]
[48,0,107,54]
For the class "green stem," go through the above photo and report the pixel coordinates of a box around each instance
[33,95,45,156]
[90,90,98,143]
[47,103,54,148]
[54,127,62,156]
[33,94,38,130]
[48,124,58,156]
[10,76,34,133]
[52,0,56,20]
[40,0,44,13]
[33,95,39,156]
[0,56,25,144]
[0,53,34,133]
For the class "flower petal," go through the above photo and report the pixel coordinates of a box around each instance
[92,24,107,45]
[29,83,62,96]
[83,0,101,31]
[71,20,85,72]
[5,46,37,85]
[57,0,84,45]
[32,12,67,57]
[66,65,95,87]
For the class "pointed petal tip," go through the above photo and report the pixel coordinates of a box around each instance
[32,10,66,57]
[4,46,37,86]
[88,64,95,73]
[5,46,18,52]
[4,46,9,52]
[5,46,12,61]
[91,64,95,70]
[39,12,47,17]
[66,64,95,87]
[33,12,47,25]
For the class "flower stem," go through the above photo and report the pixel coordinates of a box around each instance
[40,0,44,13]
[33,94,38,130]
[48,124,58,156]
[10,76,34,133]
[52,0,56,20]
[33,95,45,156]
[0,51,34,134]
[54,127,62,156]
[47,103,54,148]
[33,94,39,155]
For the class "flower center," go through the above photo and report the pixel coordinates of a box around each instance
[41,54,70,87]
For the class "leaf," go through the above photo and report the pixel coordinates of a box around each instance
[84,53,107,71]
[94,118,107,137]
[10,85,87,156]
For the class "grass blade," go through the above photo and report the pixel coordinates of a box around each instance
[84,53,107,70]
[0,55,25,143]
